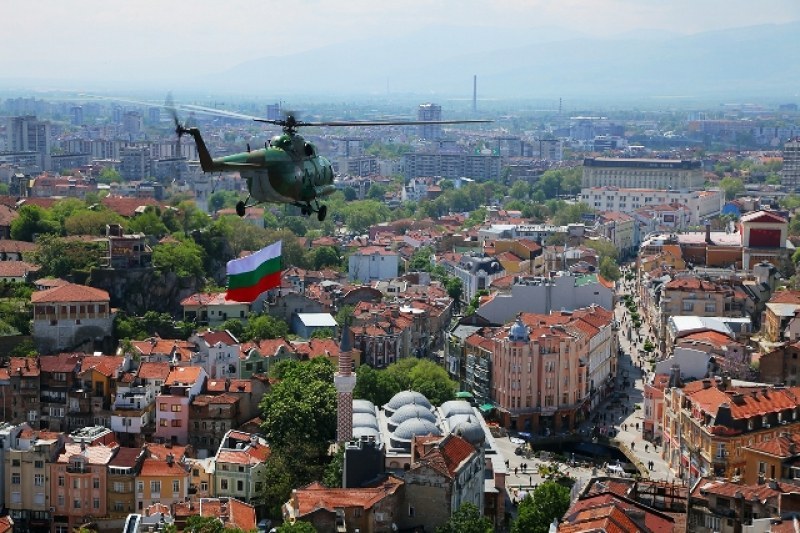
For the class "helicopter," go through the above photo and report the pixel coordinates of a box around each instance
[170,108,491,222]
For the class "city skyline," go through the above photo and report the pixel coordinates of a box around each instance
[2,1,800,99]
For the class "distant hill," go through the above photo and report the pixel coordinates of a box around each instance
[206,21,800,100]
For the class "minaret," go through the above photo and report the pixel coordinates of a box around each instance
[334,324,356,442]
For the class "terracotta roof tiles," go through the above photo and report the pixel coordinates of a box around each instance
[292,476,404,517]
[31,283,109,303]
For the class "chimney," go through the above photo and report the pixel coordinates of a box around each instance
[166,453,174,466]
[702,379,712,389]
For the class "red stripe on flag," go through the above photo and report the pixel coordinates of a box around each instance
[226,270,282,303]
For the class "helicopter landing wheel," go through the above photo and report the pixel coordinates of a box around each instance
[236,201,246,217]
[317,205,327,222]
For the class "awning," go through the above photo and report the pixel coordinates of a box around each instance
[456,391,474,399]
[479,403,495,412]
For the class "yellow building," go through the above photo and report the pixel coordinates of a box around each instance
[135,444,190,511]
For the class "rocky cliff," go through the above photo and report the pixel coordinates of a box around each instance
[88,267,203,316]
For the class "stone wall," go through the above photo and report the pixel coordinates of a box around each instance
[88,267,202,316]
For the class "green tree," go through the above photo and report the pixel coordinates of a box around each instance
[512,481,571,533]
[436,503,493,533]
[335,305,355,326]
[509,180,531,200]
[322,446,344,488]
[10,205,60,241]
[384,358,456,406]
[445,277,463,306]
[408,246,434,272]
[260,358,337,450]
[208,190,241,212]
[245,314,289,341]
[64,209,124,236]
[127,207,169,237]
[583,239,618,261]
[719,176,745,200]
[219,318,246,340]
[599,256,621,281]
[30,234,105,278]
[342,187,357,202]
[97,167,122,184]
[152,238,205,278]
[312,246,340,270]
[353,364,402,407]
[276,521,317,533]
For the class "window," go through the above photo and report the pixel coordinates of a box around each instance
[113,482,125,493]
[34,474,45,486]
[57,494,64,507]
[160,419,168,427]
[93,498,100,510]
[171,404,182,412]
[12,459,19,467]
[704,303,716,313]
[160,403,167,411]
[11,473,20,485]
[34,460,44,468]
[150,481,161,494]
[73,478,80,489]
[237,480,244,492]
[408,505,415,517]
[200,481,208,492]
[58,475,65,486]
[93,477,100,489]
[74,499,81,509]
[221,479,229,490]
[114,502,124,512]
[137,481,144,494]
[171,419,181,427]
[173,480,180,493]
[682,301,693,312]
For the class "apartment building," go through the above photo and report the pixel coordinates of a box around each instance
[50,443,117,533]
[581,157,704,190]
[581,187,722,225]
[662,379,800,486]
[213,430,270,504]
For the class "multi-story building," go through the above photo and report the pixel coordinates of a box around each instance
[400,434,485,531]
[189,394,241,458]
[417,103,442,140]
[687,477,800,533]
[50,443,117,533]
[490,316,588,433]
[741,432,800,485]
[189,329,241,379]
[7,116,51,171]
[111,378,157,447]
[594,212,636,257]
[213,430,270,504]
[107,447,145,519]
[662,379,800,486]
[6,428,65,533]
[7,357,40,426]
[581,157,704,190]
[136,445,190,511]
[39,353,83,432]
[31,283,113,354]
[781,137,800,191]
[155,366,206,445]
[348,247,399,282]
[581,187,722,225]
[402,152,502,181]
[442,253,505,303]
[119,146,150,181]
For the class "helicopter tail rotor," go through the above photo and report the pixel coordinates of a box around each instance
[166,92,189,138]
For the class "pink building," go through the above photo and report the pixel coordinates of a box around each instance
[643,373,670,444]
[155,366,206,445]
[50,443,117,532]
[491,316,589,434]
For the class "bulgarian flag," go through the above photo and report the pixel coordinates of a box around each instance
[226,241,283,302]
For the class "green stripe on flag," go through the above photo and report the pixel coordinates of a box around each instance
[227,256,282,290]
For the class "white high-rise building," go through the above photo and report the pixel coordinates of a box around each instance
[782,138,800,191]
[7,115,51,170]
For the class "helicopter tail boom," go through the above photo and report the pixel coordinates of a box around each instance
[184,128,218,172]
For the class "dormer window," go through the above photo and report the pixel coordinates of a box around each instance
[762,415,769,427]
[748,419,754,431]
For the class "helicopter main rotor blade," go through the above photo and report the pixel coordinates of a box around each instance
[253,118,492,127]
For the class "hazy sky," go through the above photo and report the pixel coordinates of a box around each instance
[2,0,799,83]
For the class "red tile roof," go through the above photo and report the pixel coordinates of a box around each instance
[39,353,82,373]
[744,432,800,458]
[109,446,144,467]
[195,329,239,346]
[139,457,188,477]
[101,196,161,217]
[80,355,124,377]
[292,476,404,516]
[31,283,109,303]
[216,443,271,466]
[57,443,117,465]
[770,290,800,305]
[8,357,40,377]
[137,361,172,380]
[689,384,800,421]
[174,498,257,531]
[165,366,204,386]
[206,379,252,393]
[0,261,38,278]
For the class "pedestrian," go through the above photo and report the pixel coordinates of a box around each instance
[631,442,635,450]
[645,444,649,452]
[636,423,639,431]
[530,476,533,486]
[514,467,518,475]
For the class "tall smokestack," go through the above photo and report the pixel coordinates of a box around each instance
[473,75,477,113]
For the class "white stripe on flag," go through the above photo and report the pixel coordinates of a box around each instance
[226,240,282,276]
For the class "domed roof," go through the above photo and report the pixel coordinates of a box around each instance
[352,426,381,441]
[509,316,530,342]
[353,412,379,430]
[352,399,376,414]
[451,416,485,446]
[440,400,475,418]
[389,404,436,428]
[384,390,432,413]
[392,418,442,442]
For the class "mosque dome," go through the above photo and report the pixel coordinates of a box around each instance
[352,399,377,414]
[384,390,432,414]
[440,400,475,418]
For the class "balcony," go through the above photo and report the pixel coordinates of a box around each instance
[66,464,90,474]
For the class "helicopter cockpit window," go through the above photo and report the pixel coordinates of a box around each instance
[304,142,315,157]
[273,136,291,150]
